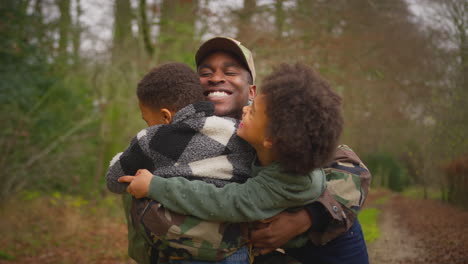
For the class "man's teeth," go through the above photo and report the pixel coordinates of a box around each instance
[208,91,229,97]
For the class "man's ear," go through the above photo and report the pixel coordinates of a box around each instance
[160,108,173,124]
[263,137,274,149]
[249,85,257,100]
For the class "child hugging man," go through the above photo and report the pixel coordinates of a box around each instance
[106,62,254,194]
[106,62,257,263]
[119,63,344,263]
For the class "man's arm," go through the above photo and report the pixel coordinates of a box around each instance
[251,145,371,248]
[123,165,326,222]
[307,144,371,244]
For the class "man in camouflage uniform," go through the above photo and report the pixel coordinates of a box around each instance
[124,37,371,264]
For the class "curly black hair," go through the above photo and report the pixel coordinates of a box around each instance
[137,62,204,111]
[261,63,343,175]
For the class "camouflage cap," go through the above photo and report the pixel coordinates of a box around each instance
[195,37,256,84]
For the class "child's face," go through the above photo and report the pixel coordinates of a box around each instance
[138,101,166,127]
[237,94,270,149]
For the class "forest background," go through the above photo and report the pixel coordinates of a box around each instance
[0,0,467,262]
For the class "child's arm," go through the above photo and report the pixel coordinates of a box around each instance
[106,129,156,194]
[106,151,127,194]
[122,164,326,222]
[251,144,371,249]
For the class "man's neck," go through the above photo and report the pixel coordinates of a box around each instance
[229,111,242,120]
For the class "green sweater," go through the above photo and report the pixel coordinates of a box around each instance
[147,161,326,222]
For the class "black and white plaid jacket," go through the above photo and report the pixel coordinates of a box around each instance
[106,101,255,194]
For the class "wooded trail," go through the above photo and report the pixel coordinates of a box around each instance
[367,192,468,264]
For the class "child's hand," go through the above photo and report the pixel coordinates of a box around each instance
[118,169,153,198]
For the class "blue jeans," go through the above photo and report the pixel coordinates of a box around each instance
[285,219,369,264]
[169,246,250,264]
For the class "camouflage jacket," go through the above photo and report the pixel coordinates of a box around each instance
[132,163,325,262]
[126,145,370,263]
[307,144,371,245]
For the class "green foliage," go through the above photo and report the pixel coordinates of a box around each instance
[0,0,464,201]
[373,195,391,206]
[0,1,99,197]
[157,0,199,65]
[0,59,99,196]
[364,153,408,192]
[402,186,443,200]
[359,208,381,243]
[0,250,15,260]
[20,190,41,201]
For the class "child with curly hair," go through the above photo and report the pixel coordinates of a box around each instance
[121,63,344,263]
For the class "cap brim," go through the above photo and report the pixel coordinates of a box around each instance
[195,37,249,71]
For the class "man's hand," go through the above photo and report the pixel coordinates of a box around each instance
[251,209,312,255]
[118,169,153,198]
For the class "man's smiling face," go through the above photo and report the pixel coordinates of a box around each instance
[197,51,255,119]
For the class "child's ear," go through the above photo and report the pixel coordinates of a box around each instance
[249,85,257,100]
[263,138,274,149]
[160,108,173,124]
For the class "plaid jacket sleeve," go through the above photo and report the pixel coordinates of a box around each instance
[106,129,156,194]
[306,145,372,245]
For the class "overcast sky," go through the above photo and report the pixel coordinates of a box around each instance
[75,0,432,56]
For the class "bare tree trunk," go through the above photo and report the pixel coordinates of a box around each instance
[158,0,198,63]
[139,0,154,56]
[33,0,44,46]
[112,0,133,60]
[296,0,315,43]
[57,0,71,64]
[275,0,284,39]
[237,0,256,40]
[446,0,468,84]
[72,0,82,65]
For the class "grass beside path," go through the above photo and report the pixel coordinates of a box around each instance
[359,189,392,244]
[401,186,444,200]
[362,185,447,245]
[359,208,381,243]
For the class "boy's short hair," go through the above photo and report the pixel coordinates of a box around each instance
[137,62,204,111]
[261,63,343,175]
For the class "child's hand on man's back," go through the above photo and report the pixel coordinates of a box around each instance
[118,169,153,198]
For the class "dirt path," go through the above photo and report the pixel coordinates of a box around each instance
[2,192,466,263]
[366,192,468,264]
[367,195,426,264]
